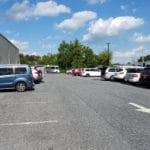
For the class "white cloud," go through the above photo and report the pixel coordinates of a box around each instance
[56,11,97,30]
[33,0,70,16]
[42,43,53,49]
[83,16,144,42]
[6,0,33,21]
[10,39,29,51]
[86,0,107,4]
[6,0,71,21]
[132,33,150,43]
[120,5,128,12]
[113,46,144,63]
[5,30,20,37]
[114,46,143,58]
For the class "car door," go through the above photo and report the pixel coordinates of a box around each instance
[0,67,15,88]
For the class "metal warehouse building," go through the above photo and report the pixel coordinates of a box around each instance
[0,34,20,64]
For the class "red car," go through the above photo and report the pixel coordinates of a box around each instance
[72,68,82,76]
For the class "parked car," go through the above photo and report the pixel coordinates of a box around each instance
[81,68,101,77]
[31,67,42,83]
[124,67,144,83]
[46,66,60,73]
[0,64,34,92]
[113,67,127,80]
[104,67,119,81]
[114,66,144,81]
[34,65,46,78]
[72,68,82,76]
[140,67,150,86]
[66,69,73,74]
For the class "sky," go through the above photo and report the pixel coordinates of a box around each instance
[0,0,150,63]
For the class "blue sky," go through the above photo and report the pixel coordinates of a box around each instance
[0,0,150,63]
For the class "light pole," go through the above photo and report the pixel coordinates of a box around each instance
[142,46,145,67]
[106,42,110,66]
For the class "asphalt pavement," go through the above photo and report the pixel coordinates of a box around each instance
[0,74,150,150]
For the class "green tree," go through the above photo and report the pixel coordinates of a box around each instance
[41,54,58,65]
[57,41,71,69]
[20,54,41,65]
[57,39,97,70]
[138,55,150,62]
[82,46,97,67]
[97,50,112,66]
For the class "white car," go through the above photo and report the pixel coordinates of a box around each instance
[46,66,60,73]
[31,67,42,83]
[81,68,101,77]
[124,67,144,83]
[104,67,119,80]
[114,68,127,80]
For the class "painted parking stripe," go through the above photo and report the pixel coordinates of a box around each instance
[0,120,58,126]
[129,102,150,113]
[1,101,52,105]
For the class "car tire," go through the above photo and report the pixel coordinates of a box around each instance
[15,82,27,92]
[86,74,90,77]
[110,75,114,81]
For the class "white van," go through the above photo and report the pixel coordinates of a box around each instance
[46,66,60,73]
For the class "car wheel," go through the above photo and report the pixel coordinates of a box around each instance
[15,82,26,92]
[86,74,90,77]
[110,75,114,81]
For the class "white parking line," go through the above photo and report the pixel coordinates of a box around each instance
[0,120,58,126]
[1,101,52,105]
[129,102,150,113]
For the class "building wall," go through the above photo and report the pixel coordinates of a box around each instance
[0,34,20,64]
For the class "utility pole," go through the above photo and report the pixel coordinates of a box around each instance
[142,46,145,67]
[106,42,110,66]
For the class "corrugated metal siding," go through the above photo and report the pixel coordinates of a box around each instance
[0,34,20,64]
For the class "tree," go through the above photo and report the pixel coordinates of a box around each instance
[41,54,58,65]
[57,39,96,70]
[138,55,150,62]
[82,46,97,67]
[20,54,41,65]
[57,41,71,69]
[97,50,112,66]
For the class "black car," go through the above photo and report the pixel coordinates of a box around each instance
[140,67,150,86]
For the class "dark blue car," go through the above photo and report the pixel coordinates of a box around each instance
[0,64,34,92]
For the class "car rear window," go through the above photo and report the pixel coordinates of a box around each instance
[127,68,136,73]
[117,69,123,72]
[127,68,143,73]
[0,68,13,75]
[15,67,27,74]
[143,68,150,73]
[109,68,115,72]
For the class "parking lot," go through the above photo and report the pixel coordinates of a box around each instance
[0,74,150,150]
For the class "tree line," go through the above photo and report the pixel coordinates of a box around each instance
[20,39,112,70]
